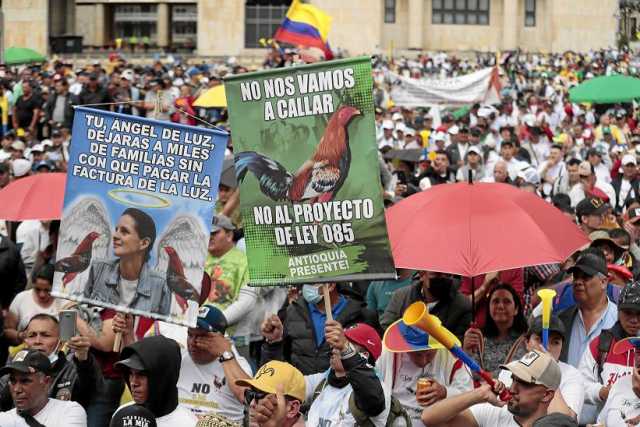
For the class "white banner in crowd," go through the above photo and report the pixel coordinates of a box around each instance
[387,67,501,107]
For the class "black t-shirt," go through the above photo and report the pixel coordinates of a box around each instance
[14,94,42,128]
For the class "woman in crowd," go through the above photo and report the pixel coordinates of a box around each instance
[462,283,529,375]
[4,264,65,345]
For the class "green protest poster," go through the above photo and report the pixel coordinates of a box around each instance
[225,56,396,286]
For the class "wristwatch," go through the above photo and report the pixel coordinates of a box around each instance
[219,351,235,363]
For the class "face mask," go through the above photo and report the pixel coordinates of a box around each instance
[428,277,453,301]
[48,347,59,364]
[302,285,323,304]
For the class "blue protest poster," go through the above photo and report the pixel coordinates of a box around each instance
[52,107,228,327]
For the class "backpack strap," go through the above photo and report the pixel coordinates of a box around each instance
[308,377,327,409]
[597,330,614,381]
[503,335,527,365]
[349,393,374,427]
[349,392,413,427]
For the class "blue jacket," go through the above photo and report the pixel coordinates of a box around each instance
[83,258,171,316]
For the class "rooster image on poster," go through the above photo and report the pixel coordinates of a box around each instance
[234,105,361,203]
[163,246,200,313]
[54,197,208,318]
[54,231,101,287]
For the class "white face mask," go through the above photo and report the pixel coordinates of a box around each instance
[48,341,61,364]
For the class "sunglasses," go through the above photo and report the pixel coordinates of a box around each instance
[244,388,268,405]
[572,270,596,281]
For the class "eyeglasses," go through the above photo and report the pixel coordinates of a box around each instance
[244,388,268,405]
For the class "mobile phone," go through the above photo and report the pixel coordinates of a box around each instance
[396,171,407,184]
[59,310,77,342]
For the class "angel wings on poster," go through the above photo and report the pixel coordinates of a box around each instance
[53,196,208,321]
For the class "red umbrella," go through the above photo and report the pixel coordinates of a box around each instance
[386,182,589,277]
[0,173,66,220]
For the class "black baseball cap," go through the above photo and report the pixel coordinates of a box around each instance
[619,281,640,311]
[528,315,566,337]
[110,404,157,427]
[568,251,608,277]
[0,349,50,376]
[576,197,608,217]
[114,353,146,372]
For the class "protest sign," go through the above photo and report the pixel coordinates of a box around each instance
[387,67,501,107]
[52,107,227,327]
[225,56,396,286]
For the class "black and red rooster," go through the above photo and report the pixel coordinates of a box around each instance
[235,105,361,203]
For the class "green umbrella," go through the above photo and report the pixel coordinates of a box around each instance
[452,105,471,119]
[3,47,46,65]
[569,75,640,104]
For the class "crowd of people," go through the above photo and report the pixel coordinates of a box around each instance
[0,46,640,426]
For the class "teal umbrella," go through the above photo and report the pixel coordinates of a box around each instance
[3,47,46,65]
[569,75,640,104]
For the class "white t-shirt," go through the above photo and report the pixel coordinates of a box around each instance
[597,374,640,426]
[498,361,583,417]
[119,277,138,307]
[305,372,391,427]
[9,289,66,331]
[469,402,519,427]
[16,220,49,267]
[156,405,198,427]
[377,349,472,426]
[177,347,251,421]
[0,398,86,426]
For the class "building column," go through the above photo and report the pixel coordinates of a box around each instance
[157,3,170,47]
[407,0,424,49]
[66,0,76,34]
[94,3,106,46]
[502,0,518,50]
[2,0,49,54]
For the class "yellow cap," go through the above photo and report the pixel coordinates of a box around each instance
[235,361,306,402]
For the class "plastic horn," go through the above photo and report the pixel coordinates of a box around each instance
[403,301,511,401]
[537,289,557,350]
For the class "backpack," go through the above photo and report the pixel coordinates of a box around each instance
[309,378,412,427]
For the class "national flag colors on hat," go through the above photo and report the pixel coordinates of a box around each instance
[613,336,640,355]
[383,318,461,353]
[273,0,334,59]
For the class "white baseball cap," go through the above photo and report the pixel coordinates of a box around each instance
[30,144,44,153]
[622,154,637,167]
[523,114,536,127]
[382,120,394,130]
[448,125,460,135]
[500,350,561,390]
[392,112,403,121]
[12,159,32,177]
[467,145,482,156]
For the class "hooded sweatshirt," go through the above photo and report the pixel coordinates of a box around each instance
[116,335,197,427]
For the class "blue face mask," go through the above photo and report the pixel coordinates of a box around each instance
[302,285,323,304]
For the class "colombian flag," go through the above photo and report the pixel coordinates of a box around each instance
[274,0,334,59]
